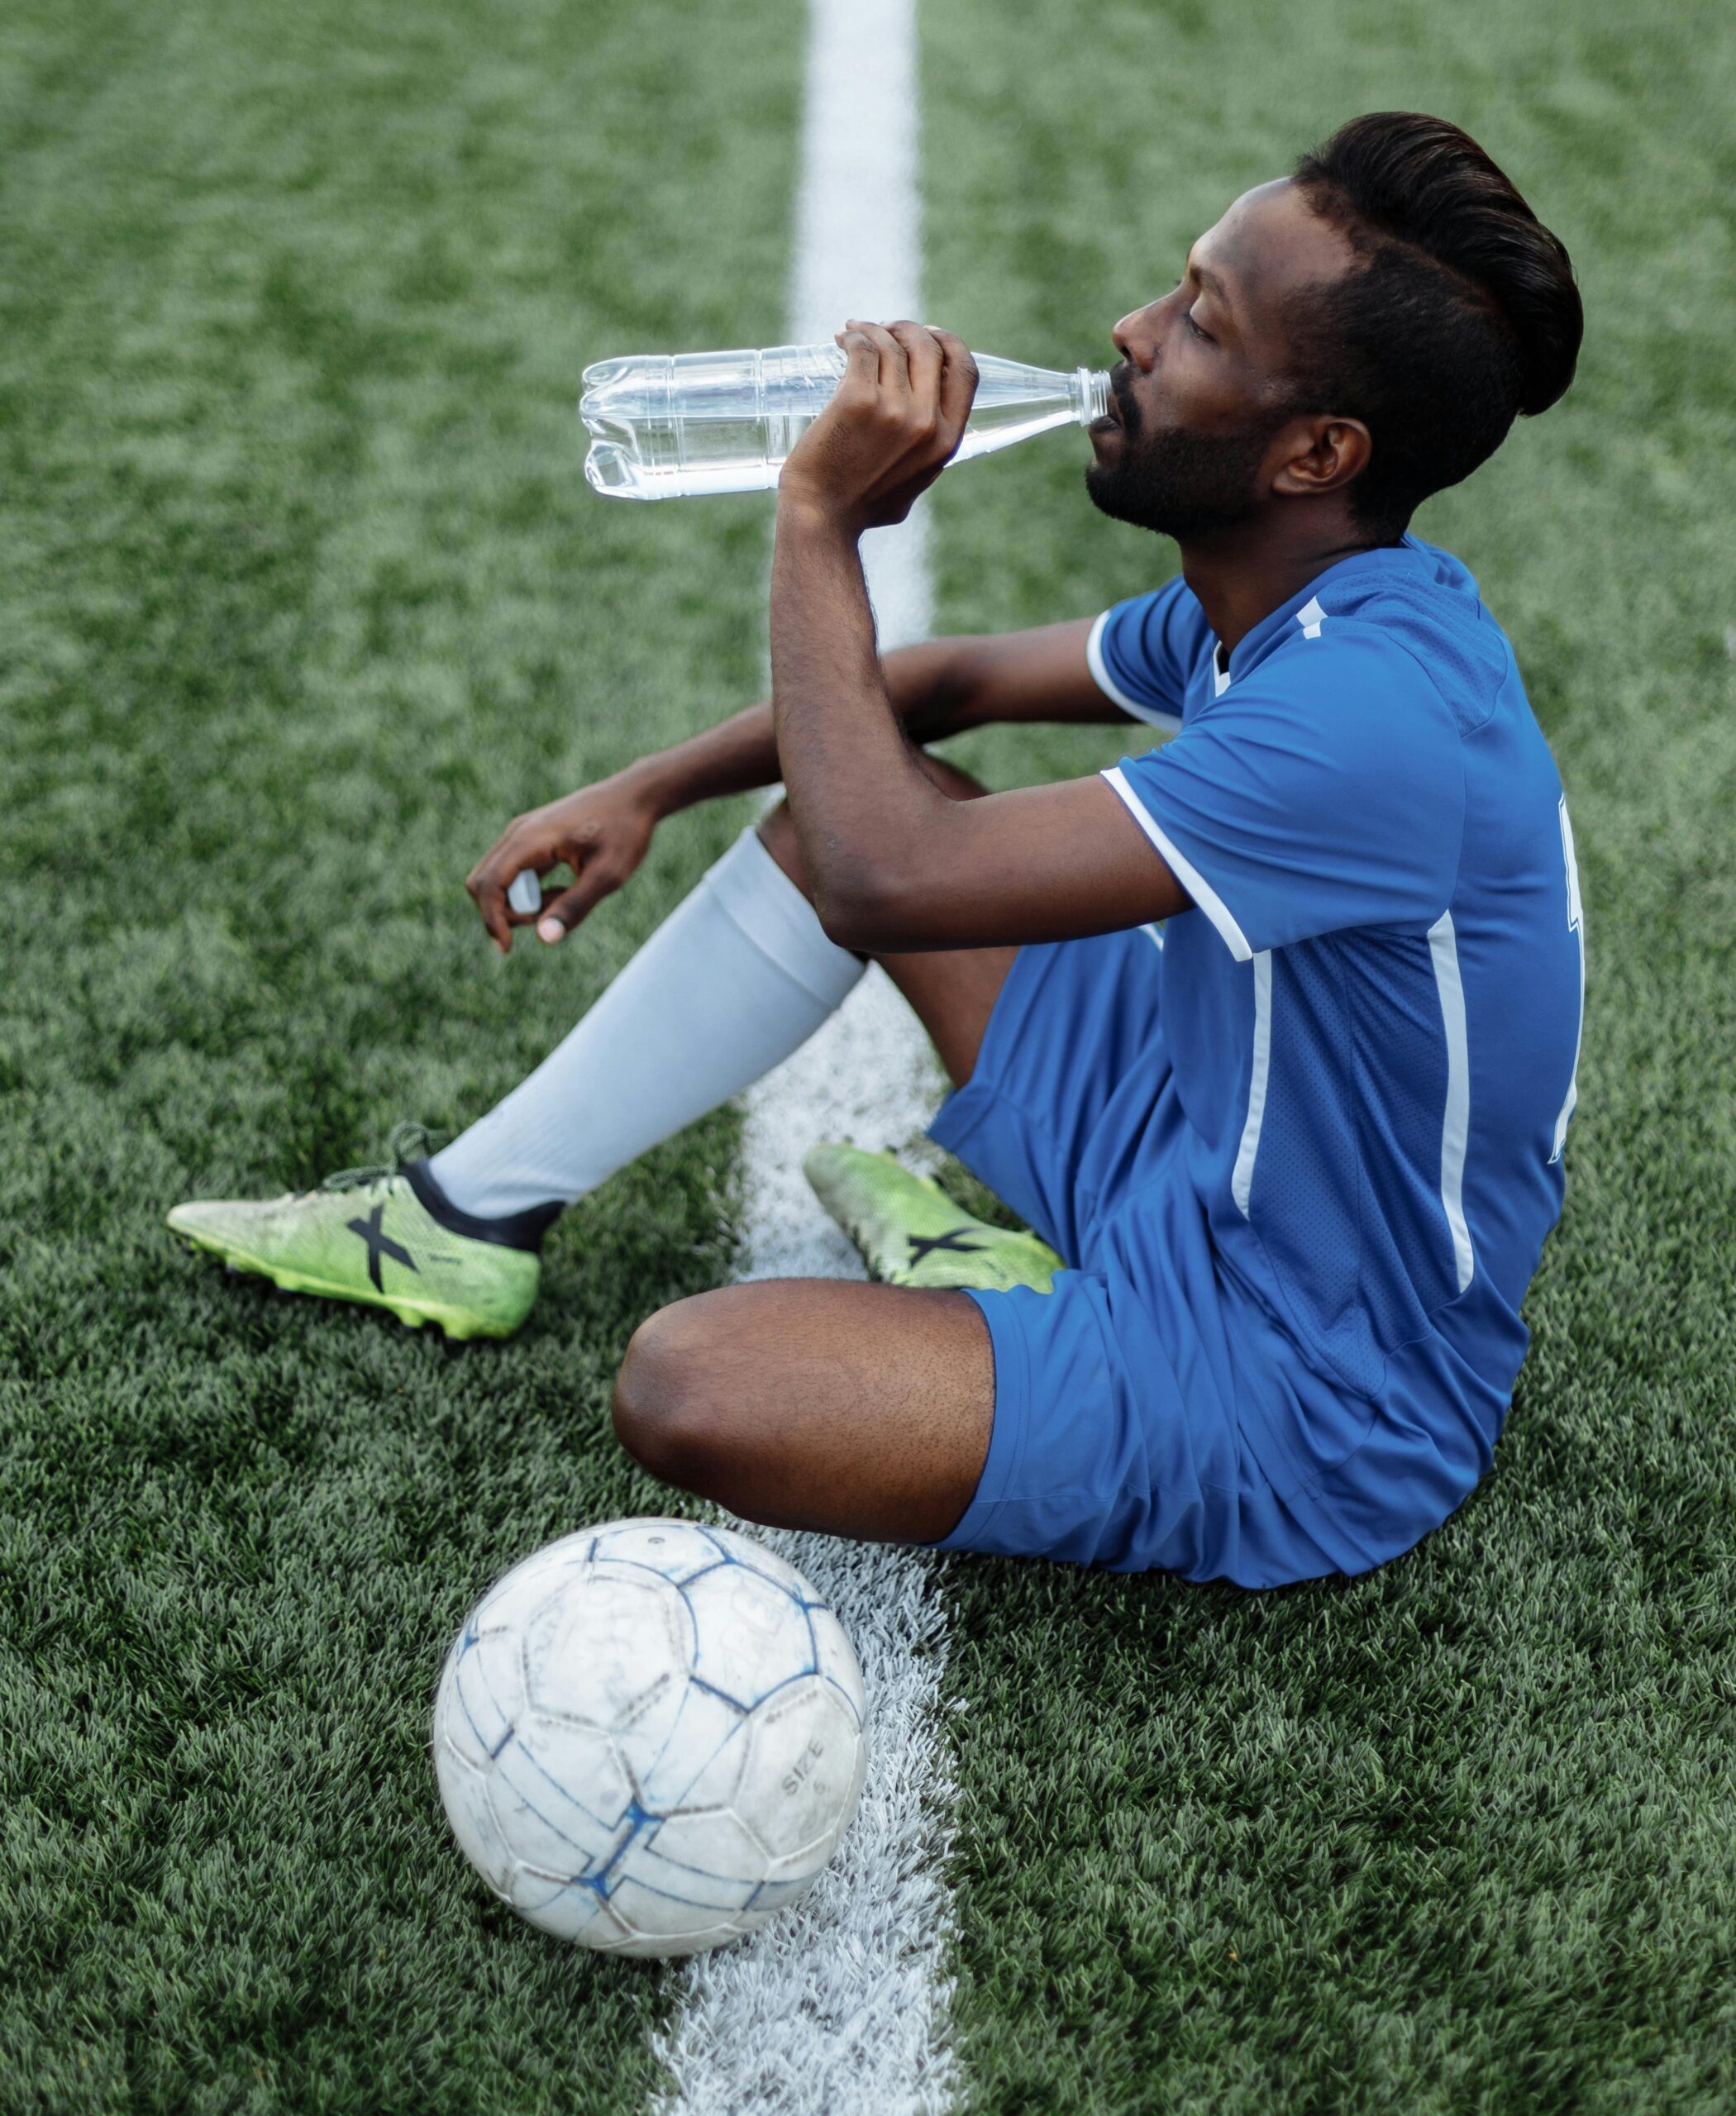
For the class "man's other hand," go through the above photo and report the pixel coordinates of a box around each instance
[778,322,977,534]
[466,775,660,954]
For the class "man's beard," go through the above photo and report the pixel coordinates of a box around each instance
[1085,369,1276,540]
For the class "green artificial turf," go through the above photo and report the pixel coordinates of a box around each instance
[2,0,1734,2111]
[923,0,1736,2109]
[0,1,796,2108]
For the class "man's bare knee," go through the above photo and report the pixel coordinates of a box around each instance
[612,1297,732,1492]
[756,753,991,898]
[756,798,810,894]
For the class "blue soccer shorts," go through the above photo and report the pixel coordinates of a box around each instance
[926,927,1470,1587]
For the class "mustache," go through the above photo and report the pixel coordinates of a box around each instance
[1108,361,1142,434]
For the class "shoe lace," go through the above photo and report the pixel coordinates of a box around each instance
[320,1120,436,1194]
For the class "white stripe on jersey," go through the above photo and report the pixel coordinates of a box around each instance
[1086,610,1183,731]
[1428,910,1476,1294]
[1551,793,1585,1163]
[1101,765,1254,963]
[1231,951,1273,1218]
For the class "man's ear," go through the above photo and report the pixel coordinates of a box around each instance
[1271,415,1373,498]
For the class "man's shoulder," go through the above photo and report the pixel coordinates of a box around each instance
[1279,539,1514,735]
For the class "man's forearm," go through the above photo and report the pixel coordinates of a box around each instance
[769,499,956,922]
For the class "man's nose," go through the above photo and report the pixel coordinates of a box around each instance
[1112,307,1160,371]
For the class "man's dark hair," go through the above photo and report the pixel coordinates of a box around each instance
[1286,112,1582,539]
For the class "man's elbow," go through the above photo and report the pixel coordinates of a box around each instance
[811,860,923,954]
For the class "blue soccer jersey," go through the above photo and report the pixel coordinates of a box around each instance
[1090,536,1584,1511]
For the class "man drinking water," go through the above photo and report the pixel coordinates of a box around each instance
[171,112,1586,1588]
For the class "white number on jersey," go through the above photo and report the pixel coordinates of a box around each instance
[1551,794,1585,1163]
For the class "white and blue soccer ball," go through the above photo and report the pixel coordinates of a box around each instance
[432,1517,869,1956]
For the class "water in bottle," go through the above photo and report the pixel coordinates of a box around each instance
[579,343,1111,500]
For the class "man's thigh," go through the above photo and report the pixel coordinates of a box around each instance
[872,941,1018,1088]
[612,1279,994,1543]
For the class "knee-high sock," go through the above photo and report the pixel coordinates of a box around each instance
[427,826,866,1219]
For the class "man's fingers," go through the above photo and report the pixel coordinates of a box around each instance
[932,331,979,453]
[842,319,910,394]
[536,862,622,945]
[888,320,943,422]
[468,870,514,955]
[866,320,911,393]
[836,325,885,400]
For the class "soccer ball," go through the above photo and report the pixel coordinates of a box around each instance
[432,1517,869,1956]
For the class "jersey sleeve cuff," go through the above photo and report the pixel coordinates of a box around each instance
[1086,611,1183,732]
[1101,765,1254,963]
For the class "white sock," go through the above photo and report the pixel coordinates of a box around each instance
[427,826,866,1219]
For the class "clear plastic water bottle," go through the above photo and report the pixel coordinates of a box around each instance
[579,344,1111,500]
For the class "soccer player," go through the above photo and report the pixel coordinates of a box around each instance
[171,113,1587,1586]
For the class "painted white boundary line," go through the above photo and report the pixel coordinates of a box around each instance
[651,2,959,2110]
[790,0,932,655]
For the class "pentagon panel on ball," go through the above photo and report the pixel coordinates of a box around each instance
[432,1518,869,1957]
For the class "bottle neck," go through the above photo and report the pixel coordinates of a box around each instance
[1072,368,1109,425]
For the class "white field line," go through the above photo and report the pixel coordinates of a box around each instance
[650,2,960,2112]
[789,0,932,656]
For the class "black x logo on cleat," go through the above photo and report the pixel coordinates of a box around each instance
[347,1203,419,1292]
[907,1227,988,1265]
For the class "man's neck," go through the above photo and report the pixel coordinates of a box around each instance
[1178,515,1392,658]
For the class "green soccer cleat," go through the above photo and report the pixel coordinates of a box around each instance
[804,1141,1063,1294]
[167,1126,549,1342]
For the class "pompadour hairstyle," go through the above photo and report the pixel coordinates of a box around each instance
[1288,112,1583,537]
